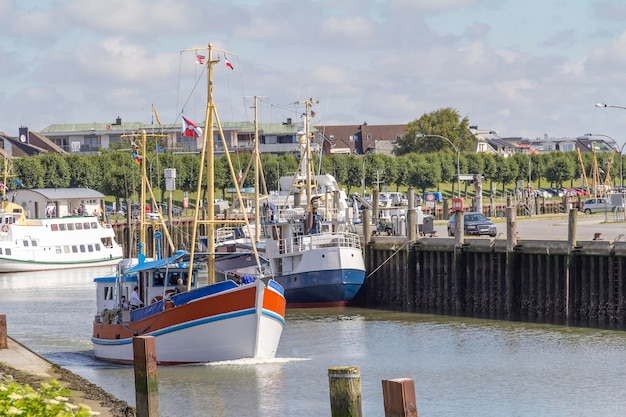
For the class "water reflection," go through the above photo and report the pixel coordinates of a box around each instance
[2,270,626,416]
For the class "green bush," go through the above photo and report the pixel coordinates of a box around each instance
[0,374,95,416]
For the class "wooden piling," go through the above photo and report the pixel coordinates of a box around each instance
[133,336,159,417]
[0,314,6,349]
[363,210,371,244]
[566,208,577,321]
[328,366,362,417]
[382,378,418,417]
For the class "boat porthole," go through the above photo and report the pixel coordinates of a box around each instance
[322,254,325,258]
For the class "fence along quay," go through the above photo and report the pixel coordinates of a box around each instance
[357,206,626,329]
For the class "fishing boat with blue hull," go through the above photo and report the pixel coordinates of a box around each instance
[92,251,286,365]
[217,101,366,307]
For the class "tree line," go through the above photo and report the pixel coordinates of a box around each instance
[8,147,616,205]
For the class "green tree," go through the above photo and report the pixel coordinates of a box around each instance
[344,155,363,195]
[544,152,576,188]
[408,157,441,194]
[393,108,472,155]
[13,157,44,189]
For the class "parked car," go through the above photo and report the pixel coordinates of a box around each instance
[157,203,183,216]
[447,211,497,237]
[581,198,616,214]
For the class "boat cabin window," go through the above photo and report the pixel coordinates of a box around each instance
[51,224,59,232]
[95,243,101,251]
[83,222,90,230]
[67,223,74,231]
[165,271,195,287]
[55,247,62,254]
[22,240,28,247]
[103,286,114,300]
[63,246,70,253]
[80,245,86,253]
[153,271,165,286]
[75,223,83,230]
[90,222,98,228]
[0,248,3,255]
[4,248,9,255]
[31,240,37,247]
[72,246,78,253]
[59,224,66,231]
[88,244,94,252]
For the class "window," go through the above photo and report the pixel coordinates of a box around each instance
[55,247,62,254]
[67,223,74,231]
[95,243,101,251]
[0,248,3,255]
[5,249,10,255]
[75,223,83,230]
[154,272,164,286]
[22,240,28,247]
[59,224,66,231]
[51,224,58,231]
[90,222,98,229]
[72,246,78,253]
[104,286,113,300]
[367,134,372,141]
[88,245,94,252]
[80,245,86,253]
[31,240,37,247]
[83,222,91,230]
[63,246,70,253]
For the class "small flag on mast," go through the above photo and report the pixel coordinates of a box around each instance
[181,116,203,138]
[152,103,162,125]
[225,56,234,70]
[237,170,243,183]
[196,54,205,65]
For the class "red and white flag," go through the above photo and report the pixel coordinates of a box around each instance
[181,116,202,138]
[195,54,205,65]
[225,56,234,70]
[237,170,243,183]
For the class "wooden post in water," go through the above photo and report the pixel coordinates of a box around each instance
[382,378,417,417]
[566,208,577,321]
[133,336,159,417]
[407,188,416,240]
[328,366,362,417]
[0,314,7,349]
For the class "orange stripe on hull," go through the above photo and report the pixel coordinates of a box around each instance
[93,285,258,340]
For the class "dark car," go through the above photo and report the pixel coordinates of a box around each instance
[447,211,497,237]
[157,203,183,216]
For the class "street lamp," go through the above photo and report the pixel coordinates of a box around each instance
[596,103,626,110]
[416,133,460,197]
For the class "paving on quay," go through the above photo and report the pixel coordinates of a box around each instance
[0,336,130,417]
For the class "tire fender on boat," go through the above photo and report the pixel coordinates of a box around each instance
[1,224,8,233]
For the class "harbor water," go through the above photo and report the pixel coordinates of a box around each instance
[2,267,626,416]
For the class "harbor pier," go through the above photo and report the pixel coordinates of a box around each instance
[357,209,626,329]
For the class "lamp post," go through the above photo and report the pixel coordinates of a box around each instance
[416,133,460,197]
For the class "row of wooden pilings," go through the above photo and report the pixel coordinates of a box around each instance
[130,336,419,417]
[358,206,626,327]
[0,318,418,417]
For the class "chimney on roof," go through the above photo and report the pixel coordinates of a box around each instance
[115,116,122,125]
[286,118,292,125]
[18,126,29,144]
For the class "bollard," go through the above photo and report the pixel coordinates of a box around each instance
[0,314,6,349]
[382,378,417,417]
[133,336,159,417]
[328,366,362,417]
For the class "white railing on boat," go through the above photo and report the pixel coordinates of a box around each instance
[275,231,361,255]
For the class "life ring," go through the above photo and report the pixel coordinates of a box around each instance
[151,290,176,305]
[1,224,8,233]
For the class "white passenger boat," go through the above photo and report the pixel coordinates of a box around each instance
[0,200,123,272]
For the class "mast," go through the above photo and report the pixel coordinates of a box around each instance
[187,43,265,285]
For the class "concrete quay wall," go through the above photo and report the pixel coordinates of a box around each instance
[357,236,626,328]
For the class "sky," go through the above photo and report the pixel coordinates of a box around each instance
[3,0,626,144]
